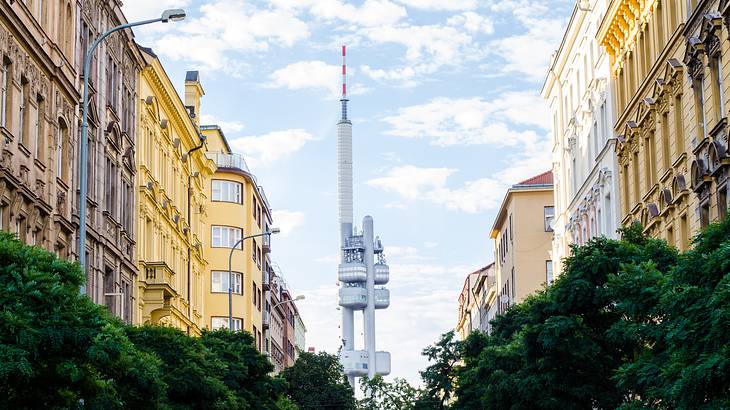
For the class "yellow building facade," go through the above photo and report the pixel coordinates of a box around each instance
[202,124,273,351]
[490,172,554,314]
[135,49,214,335]
[599,1,730,247]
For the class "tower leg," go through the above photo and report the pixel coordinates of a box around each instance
[363,216,376,379]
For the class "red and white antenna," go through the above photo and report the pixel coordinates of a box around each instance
[341,45,347,99]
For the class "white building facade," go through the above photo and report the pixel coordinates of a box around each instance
[542,0,621,277]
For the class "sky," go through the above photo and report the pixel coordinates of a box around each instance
[123,0,573,386]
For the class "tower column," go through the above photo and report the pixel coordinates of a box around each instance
[363,216,376,379]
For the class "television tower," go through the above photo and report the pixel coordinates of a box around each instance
[336,45,391,386]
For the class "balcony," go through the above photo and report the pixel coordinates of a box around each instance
[143,261,177,298]
[262,232,271,254]
[339,286,367,309]
[338,262,367,283]
[263,267,272,291]
[263,312,270,330]
[206,151,250,173]
[375,351,391,376]
[374,288,390,309]
[374,263,389,285]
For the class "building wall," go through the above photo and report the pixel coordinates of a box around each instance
[294,313,306,355]
[76,0,143,323]
[0,0,78,265]
[135,56,213,334]
[597,1,730,248]
[202,126,271,351]
[544,0,621,278]
[492,187,553,313]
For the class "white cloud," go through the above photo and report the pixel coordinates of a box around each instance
[359,23,482,85]
[394,0,477,11]
[489,16,566,81]
[150,0,310,74]
[199,114,245,132]
[271,210,306,237]
[228,129,315,169]
[266,60,369,99]
[367,150,552,213]
[447,12,494,34]
[382,92,549,147]
[366,165,456,199]
[272,0,407,27]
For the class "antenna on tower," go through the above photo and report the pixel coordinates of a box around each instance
[340,45,349,121]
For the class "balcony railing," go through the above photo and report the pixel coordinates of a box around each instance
[206,151,250,173]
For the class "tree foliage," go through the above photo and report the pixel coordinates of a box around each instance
[359,374,420,410]
[421,218,730,409]
[415,330,461,409]
[0,232,289,409]
[281,351,356,410]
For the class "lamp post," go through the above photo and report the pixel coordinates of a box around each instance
[228,228,280,331]
[273,294,305,311]
[78,9,186,294]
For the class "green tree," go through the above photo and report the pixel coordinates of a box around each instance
[200,329,287,409]
[415,330,461,409]
[358,374,420,410]
[0,232,165,409]
[281,351,356,410]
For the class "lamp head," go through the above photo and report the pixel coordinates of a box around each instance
[161,9,186,23]
[294,295,305,301]
[270,227,281,234]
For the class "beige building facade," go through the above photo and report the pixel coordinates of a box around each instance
[136,52,215,333]
[0,0,79,262]
[455,264,495,340]
[490,171,554,313]
[598,0,730,248]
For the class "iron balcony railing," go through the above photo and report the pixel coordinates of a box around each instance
[206,151,251,174]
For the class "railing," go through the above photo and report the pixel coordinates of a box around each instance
[206,151,250,173]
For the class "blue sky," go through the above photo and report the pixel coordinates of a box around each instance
[124,0,573,385]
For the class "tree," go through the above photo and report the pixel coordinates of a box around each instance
[281,351,356,410]
[0,232,165,409]
[359,374,420,410]
[415,330,461,409]
[200,329,286,409]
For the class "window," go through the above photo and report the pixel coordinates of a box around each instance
[211,225,242,248]
[57,119,68,181]
[680,214,688,250]
[546,261,554,284]
[211,270,242,294]
[544,206,555,232]
[694,77,707,139]
[19,77,28,145]
[252,283,258,306]
[0,58,9,127]
[674,94,684,153]
[252,238,257,261]
[104,157,116,216]
[34,95,43,159]
[712,53,725,122]
[212,180,242,203]
[700,202,710,229]
[212,317,242,331]
[644,132,656,189]
[719,186,728,221]
[661,112,670,170]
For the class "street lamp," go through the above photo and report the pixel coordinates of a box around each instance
[78,9,186,294]
[273,295,305,311]
[228,227,280,331]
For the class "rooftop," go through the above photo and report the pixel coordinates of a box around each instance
[515,170,553,187]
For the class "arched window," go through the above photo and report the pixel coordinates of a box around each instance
[64,3,73,56]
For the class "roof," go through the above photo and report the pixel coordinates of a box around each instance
[515,170,553,187]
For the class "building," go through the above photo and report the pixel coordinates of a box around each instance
[266,271,286,373]
[455,264,496,340]
[543,0,620,278]
[281,285,298,367]
[0,0,78,264]
[490,171,554,313]
[597,1,720,248]
[336,46,391,385]
[76,0,145,322]
[201,122,273,351]
[294,311,306,355]
[135,52,215,333]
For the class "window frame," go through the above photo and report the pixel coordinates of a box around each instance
[211,270,243,294]
[211,316,242,331]
[544,206,555,232]
[211,179,243,204]
[211,225,243,249]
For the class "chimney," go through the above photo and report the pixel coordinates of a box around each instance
[184,71,204,127]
